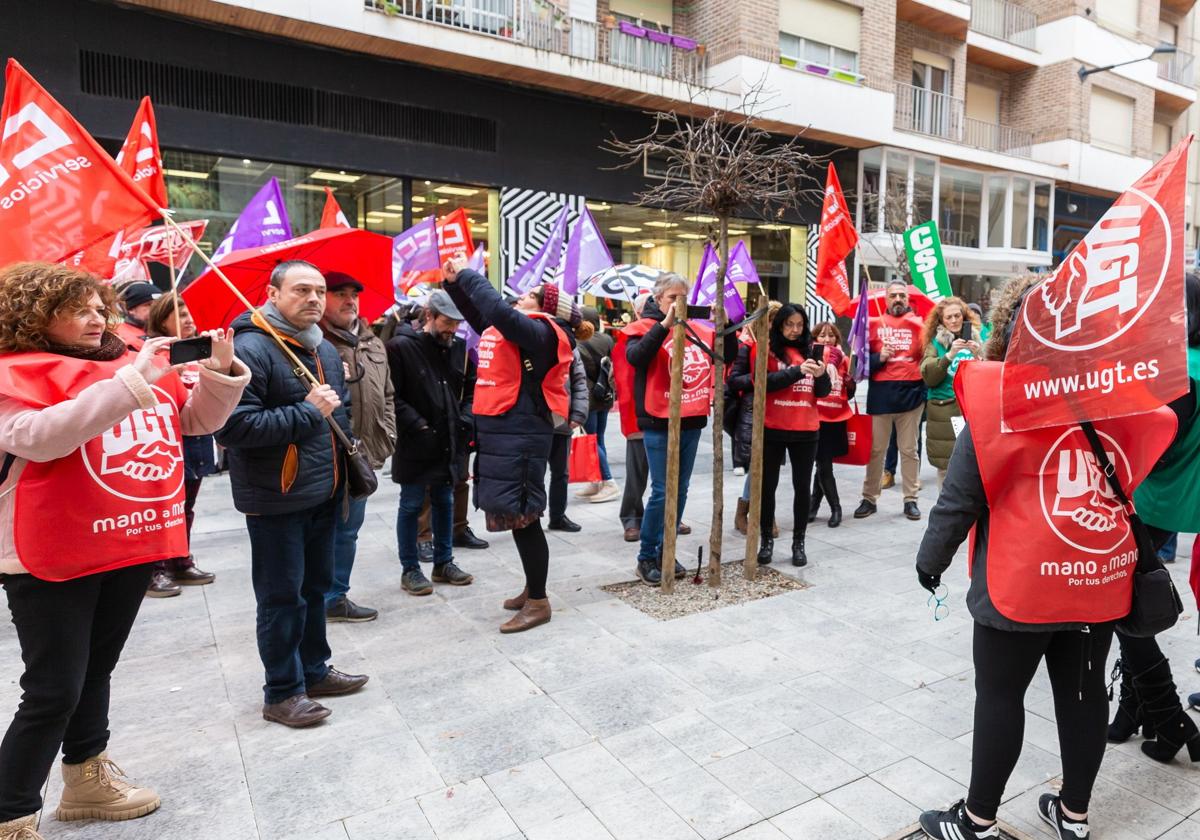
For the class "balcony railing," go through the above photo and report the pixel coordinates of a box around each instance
[365,0,707,84]
[894,83,1034,158]
[969,0,1037,48]
[1156,47,1196,86]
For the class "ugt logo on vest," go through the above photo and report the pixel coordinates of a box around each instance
[1025,190,1169,351]
[83,385,184,502]
[1038,426,1132,554]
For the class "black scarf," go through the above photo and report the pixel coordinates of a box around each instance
[45,330,127,361]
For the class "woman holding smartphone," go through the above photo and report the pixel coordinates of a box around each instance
[809,322,854,528]
[920,297,981,487]
[728,304,829,566]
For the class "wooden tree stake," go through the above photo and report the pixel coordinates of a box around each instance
[744,304,769,580]
[660,295,687,594]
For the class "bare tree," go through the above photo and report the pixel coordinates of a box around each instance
[604,79,827,585]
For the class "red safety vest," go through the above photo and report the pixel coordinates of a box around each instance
[619,317,715,419]
[869,312,924,382]
[0,351,189,581]
[612,329,640,437]
[956,362,1177,625]
[474,312,572,422]
[817,348,852,422]
[115,321,145,351]
[751,345,820,432]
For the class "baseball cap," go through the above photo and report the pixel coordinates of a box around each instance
[427,289,464,321]
[121,282,161,309]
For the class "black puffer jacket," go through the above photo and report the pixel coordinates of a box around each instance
[216,311,352,515]
[446,270,563,518]
[385,323,475,486]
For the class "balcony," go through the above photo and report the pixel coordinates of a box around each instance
[1156,47,1195,86]
[365,0,707,84]
[894,82,1034,157]
[970,0,1036,48]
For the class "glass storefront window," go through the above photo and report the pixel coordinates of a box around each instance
[913,158,935,229]
[1010,177,1030,251]
[939,166,982,249]
[860,148,881,233]
[884,151,910,232]
[1034,183,1052,252]
[987,175,1006,249]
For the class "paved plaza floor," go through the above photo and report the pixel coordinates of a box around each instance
[4,425,1200,840]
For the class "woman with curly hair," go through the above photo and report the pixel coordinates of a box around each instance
[0,263,248,840]
[919,296,982,486]
[808,321,854,527]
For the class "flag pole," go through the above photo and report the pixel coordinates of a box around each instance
[168,232,181,339]
[157,209,322,388]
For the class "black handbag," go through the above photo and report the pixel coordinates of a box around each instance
[329,418,379,501]
[1080,422,1181,637]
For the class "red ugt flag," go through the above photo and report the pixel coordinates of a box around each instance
[814,162,858,317]
[0,60,161,269]
[1001,135,1193,432]
[320,186,351,230]
[115,97,167,209]
[399,208,475,293]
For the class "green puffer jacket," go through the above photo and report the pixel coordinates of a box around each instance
[1133,346,1200,532]
[920,328,976,470]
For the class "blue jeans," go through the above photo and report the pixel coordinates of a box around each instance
[398,483,453,573]
[584,409,613,481]
[1157,532,1179,562]
[639,427,702,562]
[326,495,367,606]
[245,498,335,704]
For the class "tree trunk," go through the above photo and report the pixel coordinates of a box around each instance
[660,295,687,594]
[744,302,769,579]
[707,219,729,588]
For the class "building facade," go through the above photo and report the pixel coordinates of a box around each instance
[4,0,1198,314]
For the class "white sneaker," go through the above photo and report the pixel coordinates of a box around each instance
[590,481,621,504]
[733,467,745,476]
[574,481,602,499]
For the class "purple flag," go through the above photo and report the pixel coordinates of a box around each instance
[562,206,613,295]
[690,243,744,321]
[212,178,292,263]
[508,207,569,294]
[467,244,486,273]
[392,216,440,289]
[725,240,761,285]
[849,277,870,382]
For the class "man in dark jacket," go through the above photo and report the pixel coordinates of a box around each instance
[386,289,476,596]
[217,260,369,729]
[319,272,396,623]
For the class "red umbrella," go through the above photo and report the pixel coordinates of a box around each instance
[183,227,394,331]
[843,284,936,319]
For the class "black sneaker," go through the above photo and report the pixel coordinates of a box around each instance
[1188,691,1200,710]
[326,596,379,623]
[853,500,877,519]
[417,541,435,563]
[453,527,489,549]
[432,562,474,586]
[919,800,999,840]
[401,569,433,596]
[905,501,922,520]
[1038,794,1089,840]
[636,560,662,586]
[548,516,582,532]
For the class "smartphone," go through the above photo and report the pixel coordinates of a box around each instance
[169,336,212,365]
[686,304,712,320]
[961,321,973,342]
[808,344,825,363]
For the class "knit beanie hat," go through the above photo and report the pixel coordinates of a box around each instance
[540,283,582,329]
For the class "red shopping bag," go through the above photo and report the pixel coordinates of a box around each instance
[568,432,603,483]
[834,405,872,466]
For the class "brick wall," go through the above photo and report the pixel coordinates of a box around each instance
[893,21,968,101]
[686,0,779,64]
[966,64,1014,124]
[859,0,897,92]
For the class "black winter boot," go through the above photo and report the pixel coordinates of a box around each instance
[756,537,774,565]
[1136,658,1200,763]
[791,539,807,567]
[809,474,823,523]
[1107,659,1149,743]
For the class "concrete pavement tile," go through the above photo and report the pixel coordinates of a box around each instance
[550,663,709,738]
[1085,776,1193,839]
[801,717,908,774]
[509,632,638,693]
[769,798,874,840]
[870,756,967,811]
[722,823,790,840]
[707,749,817,818]
[602,725,699,784]
[544,741,643,807]
[843,702,957,755]
[378,657,543,728]
[754,734,863,795]
[651,765,762,840]
[590,787,703,840]
[909,736,974,785]
[1097,749,1200,815]
[1157,820,1200,840]
[654,710,748,765]
[784,672,876,715]
[697,686,814,748]
[885,686,975,739]
[823,776,922,837]
[482,758,583,831]
[525,809,616,840]
[343,798,436,840]
[663,640,803,701]
[416,778,519,840]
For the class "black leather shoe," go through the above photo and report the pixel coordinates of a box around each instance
[548,517,582,532]
[791,540,808,567]
[828,505,842,528]
[452,527,489,549]
[145,570,181,598]
[417,540,435,563]
[757,537,774,565]
[262,694,331,728]
[171,565,215,585]
[853,500,877,519]
[307,667,369,698]
[904,501,922,520]
[326,596,379,623]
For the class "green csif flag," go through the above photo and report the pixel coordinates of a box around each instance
[904,220,952,301]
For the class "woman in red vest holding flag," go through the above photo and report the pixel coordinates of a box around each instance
[915,275,1178,840]
[728,304,829,566]
[442,256,590,633]
[0,262,248,839]
[808,321,854,528]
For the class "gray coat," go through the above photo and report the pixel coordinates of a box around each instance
[555,350,589,435]
[915,428,1084,633]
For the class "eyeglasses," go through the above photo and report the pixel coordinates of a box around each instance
[927,583,949,622]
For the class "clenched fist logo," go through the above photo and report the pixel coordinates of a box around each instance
[83,388,185,503]
[1039,427,1131,555]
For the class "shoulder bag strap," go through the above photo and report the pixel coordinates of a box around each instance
[1079,420,1156,574]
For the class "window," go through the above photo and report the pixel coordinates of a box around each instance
[860,148,881,233]
[1153,122,1172,158]
[987,175,1007,248]
[965,83,1001,124]
[779,0,861,72]
[1034,183,1051,251]
[885,151,911,232]
[913,158,935,230]
[609,0,672,25]
[1010,177,1030,250]
[939,167,983,249]
[1094,0,1139,34]
[1089,87,1135,154]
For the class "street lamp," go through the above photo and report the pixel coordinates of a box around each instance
[1078,45,1177,80]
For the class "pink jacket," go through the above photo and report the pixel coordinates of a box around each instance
[0,358,250,575]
